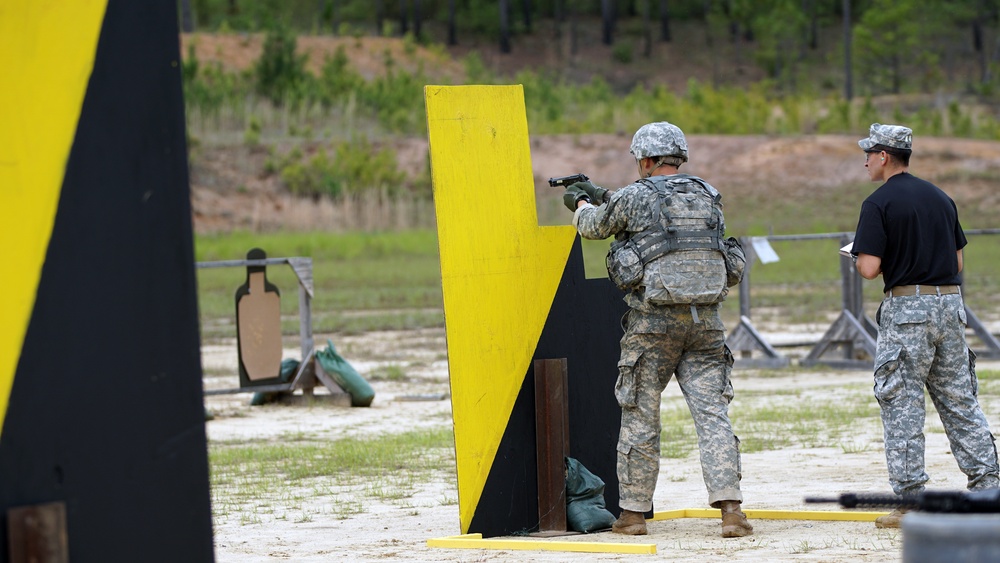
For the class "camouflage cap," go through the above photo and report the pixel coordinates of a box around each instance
[629,121,689,162]
[858,123,913,152]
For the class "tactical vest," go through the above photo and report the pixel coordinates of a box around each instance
[606,174,728,305]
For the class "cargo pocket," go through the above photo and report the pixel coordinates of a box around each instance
[722,345,735,404]
[873,345,904,405]
[734,435,743,481]
[616,442,633,485]
[969,348,979,397]
[615,349,643,408]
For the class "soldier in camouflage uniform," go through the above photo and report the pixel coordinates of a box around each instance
[562,122,752,538]
[852,123,1000,529]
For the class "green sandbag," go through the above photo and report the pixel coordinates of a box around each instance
[250,358,301,406]
[315,339,375,407]
[565,457,616,533]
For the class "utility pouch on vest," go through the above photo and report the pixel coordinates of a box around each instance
[606,238,644,290]
[722,236,746,288]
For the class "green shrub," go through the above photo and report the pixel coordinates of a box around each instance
[244,114,262,146]
[254,24,310,106]
[277,138,408,200]
[611,42,633,64]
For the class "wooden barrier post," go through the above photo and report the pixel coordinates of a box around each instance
[533,358,571,536]
[7,502,68,563]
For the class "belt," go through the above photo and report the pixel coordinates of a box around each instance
[885,284,961,297]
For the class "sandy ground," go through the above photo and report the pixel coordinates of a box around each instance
[201,327,1000,562]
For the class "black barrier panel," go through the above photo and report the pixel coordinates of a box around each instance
[0,1,215,561]
[469,237,630,537]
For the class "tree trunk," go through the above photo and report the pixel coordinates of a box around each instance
[892,54,901,94]
[375,0,384,36]
[805,0,818,49]
[659,0,671,42]
[180,0,194,32]
[568,1,577,55]
[642,0,652,57]
[447,0,457,45]
[522,0,532,34]
[413,0,422,39]
[842,0,852,100]
[601,0,615,45]
[973,0,987,83]
[500,0,511,53]
[399,0,408,35]
[330,0,340,35]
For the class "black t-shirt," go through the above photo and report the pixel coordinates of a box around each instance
[852,172,967,294]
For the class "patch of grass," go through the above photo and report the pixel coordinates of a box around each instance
[209,428,454,523]
[733,389,881,453]
[660,403,697,459]
[195,230,444,340]
[366,364,409,382]
[978,369,1000,381]
[195,222,1000,345]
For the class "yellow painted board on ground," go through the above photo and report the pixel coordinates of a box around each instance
[652,508,888,522]
[427,533,657,555]
[427,508,891,555]
[0,0,109,438]
[424,84,576,533]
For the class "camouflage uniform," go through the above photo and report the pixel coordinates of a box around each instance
[875,293,1000,494]
[575,170,744,512]
[854,123,1000,496]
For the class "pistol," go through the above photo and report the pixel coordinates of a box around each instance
[547,173,590,188]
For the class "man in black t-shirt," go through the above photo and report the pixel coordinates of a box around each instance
[851,123,999,529]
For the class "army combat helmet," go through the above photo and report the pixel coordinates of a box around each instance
[629,121,689,163]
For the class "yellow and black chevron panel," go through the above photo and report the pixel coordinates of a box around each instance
[0,1,213,560]
[426,85,628,537]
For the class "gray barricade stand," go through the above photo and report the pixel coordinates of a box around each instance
[729,231,1000,370]
[801,234,879,369]
[726,236,789,368]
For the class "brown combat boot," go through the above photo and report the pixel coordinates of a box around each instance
[720,501,753,538]
[611,510,648,535]
[874,508,908,529]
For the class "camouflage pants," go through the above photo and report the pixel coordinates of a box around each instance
[875,293,1000,495]
[615,304,743,512]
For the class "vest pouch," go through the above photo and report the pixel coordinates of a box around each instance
[606,238,643,290]
[643,249,727,305]
[722,237,746,288]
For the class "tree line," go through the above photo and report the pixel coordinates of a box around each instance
[179,0,1000,98]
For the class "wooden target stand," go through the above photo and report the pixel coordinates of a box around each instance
[197,249,349,403]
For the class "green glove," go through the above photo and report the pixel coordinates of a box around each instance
[571,181,609,205]
[563,185,590,211]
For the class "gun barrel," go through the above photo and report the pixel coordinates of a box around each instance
[807,489,1000,512]
[547,173,589,187]
[803,497,841,504]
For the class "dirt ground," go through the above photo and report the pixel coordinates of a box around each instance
[202,327,1000,562]
[189,132,1000,234]
[185,32,1000,561]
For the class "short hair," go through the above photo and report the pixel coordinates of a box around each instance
[868,143,911,167]
[652,155,685,168]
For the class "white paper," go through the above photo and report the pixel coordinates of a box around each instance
[839,242,853,257]
[751,237,780,264]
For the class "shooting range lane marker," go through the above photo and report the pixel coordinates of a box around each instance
[657,508,888,522]
[427,508,889,555]
[426,533,657,555]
